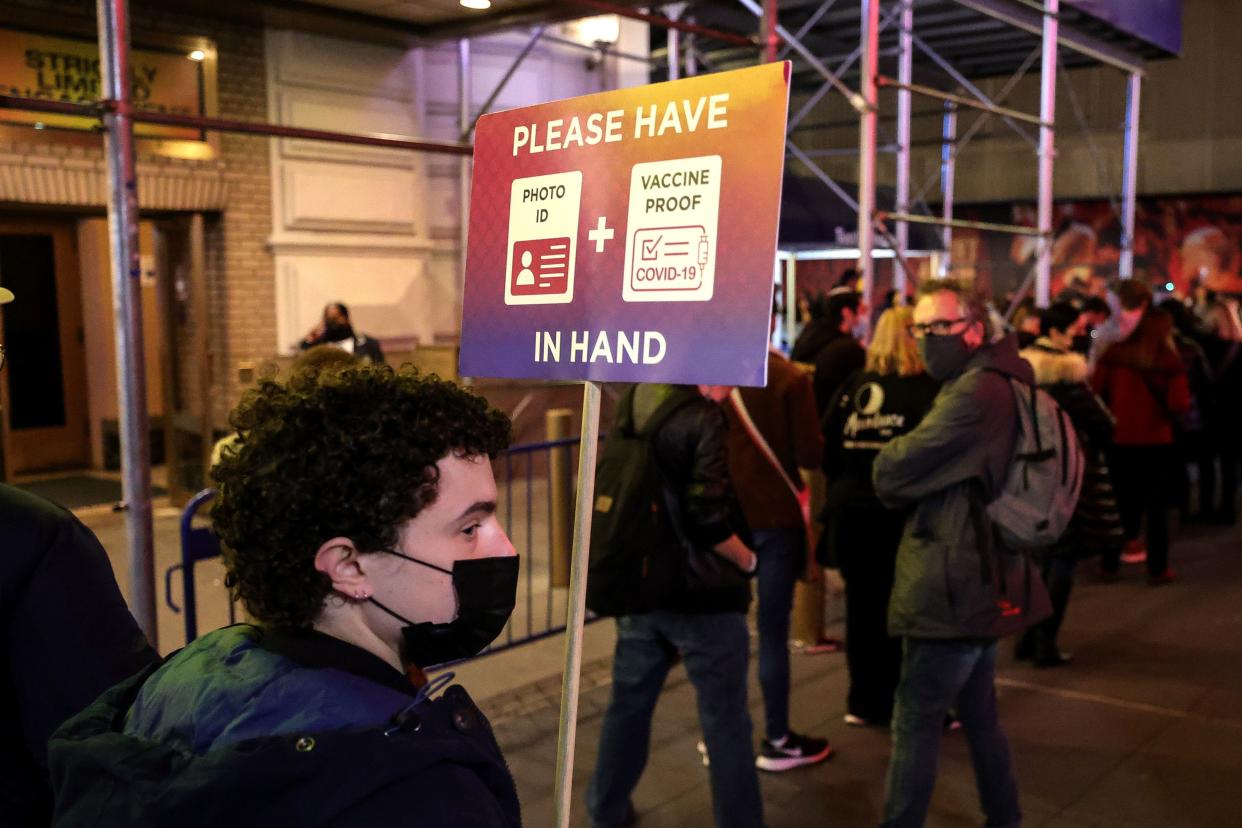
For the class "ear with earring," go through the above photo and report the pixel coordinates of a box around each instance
[354,590,369,600]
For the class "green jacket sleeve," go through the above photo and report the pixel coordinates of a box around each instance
[871,377,992,509]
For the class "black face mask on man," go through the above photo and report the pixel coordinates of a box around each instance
[367,551,519,667]
[918,332,974,381]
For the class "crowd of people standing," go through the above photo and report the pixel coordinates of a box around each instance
[583,271,1236,828]
[780,272,1236,825]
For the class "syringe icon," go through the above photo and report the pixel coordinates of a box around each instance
[697,234,710,270]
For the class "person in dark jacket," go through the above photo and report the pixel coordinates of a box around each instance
[1018,302,1119,666]
[873,279,1051,828]
[589,384,763,828]
[791,289,862,369]
[1159,298,1218,523]
[1,485,158,826]
[821,306,938,727]
[50,364,521,827]
[298,301,386,363]
[808,290,867,413]
[726,334,831,771]
[1201,304,1242,525]
[1092,280,1190,584]
[790,293,833,363]
[0,285,158,827]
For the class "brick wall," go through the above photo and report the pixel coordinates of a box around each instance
[3,0,273,433]
[132,3,273,428]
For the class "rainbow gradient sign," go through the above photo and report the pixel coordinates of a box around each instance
[459,62,790,387]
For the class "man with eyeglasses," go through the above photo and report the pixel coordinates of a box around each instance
[0,285,158,825]
[872,279,1045,828]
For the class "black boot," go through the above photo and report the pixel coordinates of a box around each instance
[1014,631,1035,661]
[1033,568,1075,668]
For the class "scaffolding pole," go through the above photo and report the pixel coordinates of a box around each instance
[784,255,797,352]
[462,26,545,140]
[778,0,838,62]
[912,33,1038,145]
[685,17,697,75]
[0,94,471,156]
[858,0,880,311]
[894,0,913,291]
[667,4,682,80]
[940,103,957,277]
[763,0,779,64]
[1119,71,1141,280]
[96,0,156,647]
[786,1,900,133]
[910,46,1040,207]
[1036,0,1059,306]
[737,0,865,112]
[877,76,1046,127]
[879,211,1043,237]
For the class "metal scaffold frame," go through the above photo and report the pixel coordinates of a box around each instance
[724,0,1147,313]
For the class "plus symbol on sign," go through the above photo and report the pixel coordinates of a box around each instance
[588,216,615,253]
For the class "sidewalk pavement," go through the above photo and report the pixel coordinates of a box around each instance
[473,518,1242,828]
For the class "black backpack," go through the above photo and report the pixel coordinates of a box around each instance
[586,387,696,617]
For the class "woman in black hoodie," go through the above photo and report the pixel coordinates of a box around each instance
[820,306,939,725]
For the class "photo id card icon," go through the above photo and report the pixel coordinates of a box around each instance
[506,171,583,305]
[510,237,571,297]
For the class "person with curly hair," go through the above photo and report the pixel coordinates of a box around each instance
[49,364,522,827]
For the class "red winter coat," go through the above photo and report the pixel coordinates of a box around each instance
[1091,309,1190,446]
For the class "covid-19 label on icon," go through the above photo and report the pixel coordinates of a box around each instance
[505,171,583,305]
[622,155,721,303]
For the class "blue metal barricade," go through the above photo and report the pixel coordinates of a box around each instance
[481,436,601,659]
[164,487,233,644]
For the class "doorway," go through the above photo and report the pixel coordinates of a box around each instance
[0,218,89,476]
[153,214,212,506]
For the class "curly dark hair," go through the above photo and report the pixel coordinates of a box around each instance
[211,363,510,628]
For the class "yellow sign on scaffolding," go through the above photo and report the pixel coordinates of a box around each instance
[0,28,205,141]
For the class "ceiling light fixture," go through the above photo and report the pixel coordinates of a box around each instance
[460,0,492,10]
[568,15,620,47]
[188,49,206,61]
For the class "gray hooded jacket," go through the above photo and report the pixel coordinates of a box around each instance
[873,333,1051,639]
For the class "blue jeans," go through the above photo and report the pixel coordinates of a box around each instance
[753,527,802,740]
[587,612,764,828]
[881,638,1021,828]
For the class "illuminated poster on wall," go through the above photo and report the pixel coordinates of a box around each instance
[954,194,1242,298]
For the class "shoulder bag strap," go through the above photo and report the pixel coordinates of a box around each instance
[728,388,811,530]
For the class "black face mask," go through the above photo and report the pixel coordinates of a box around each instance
[323,322,355,343]
[368,551,519,667]
[918,332,973,381]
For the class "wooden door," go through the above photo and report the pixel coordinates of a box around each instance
[0,218,89,475]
